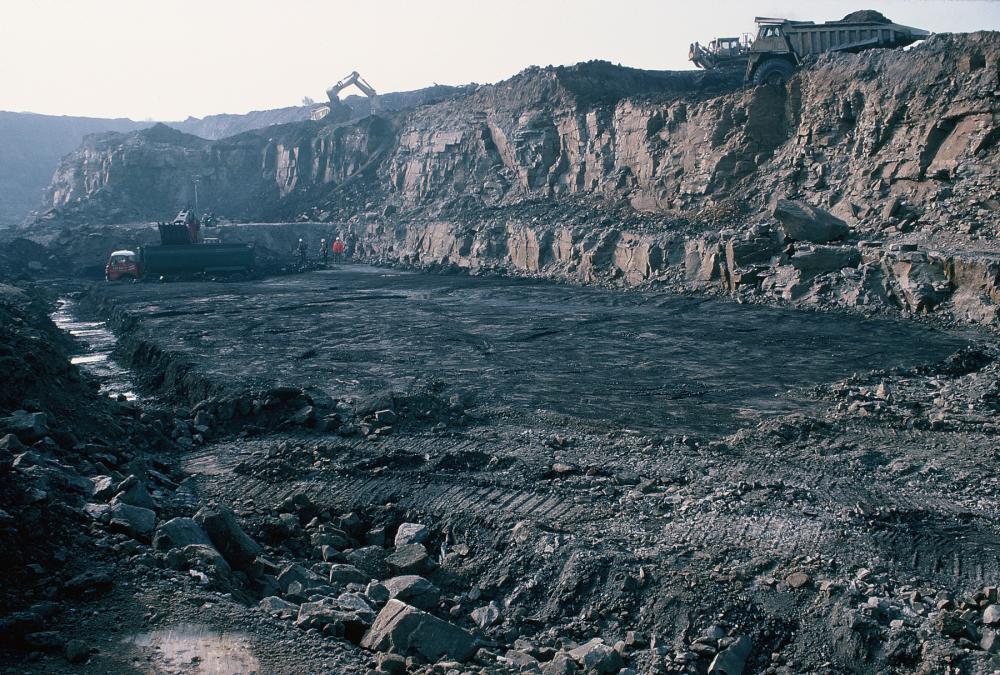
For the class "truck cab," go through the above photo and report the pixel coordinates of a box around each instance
[753,22,791,53]
[105,250,140,281]
[745,19,799,85]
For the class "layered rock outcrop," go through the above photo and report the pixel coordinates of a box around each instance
[35,33,1000,324]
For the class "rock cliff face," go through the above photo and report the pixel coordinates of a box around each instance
[37,33,1000,324]
[0,105,321,226]
[44,118,396,223]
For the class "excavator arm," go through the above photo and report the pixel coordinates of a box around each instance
[326,71,377,103]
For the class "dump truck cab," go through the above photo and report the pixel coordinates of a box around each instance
[105,250,140,281]
[746,18,800,85]
[752,21,794,56]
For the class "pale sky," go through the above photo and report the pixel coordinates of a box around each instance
[2,0,998,121]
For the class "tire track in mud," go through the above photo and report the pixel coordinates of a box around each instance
[714,425,1000,586]
[182,436,607,528]
[82,272,997,591]
[180,428,1000,589]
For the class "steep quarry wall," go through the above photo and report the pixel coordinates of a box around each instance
[44,118,396,224]
[34,33,1000,325]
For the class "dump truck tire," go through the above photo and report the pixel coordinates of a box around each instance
[753,59,795,86]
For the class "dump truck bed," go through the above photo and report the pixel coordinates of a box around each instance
[140,243,255,275]
[780,20,930,56]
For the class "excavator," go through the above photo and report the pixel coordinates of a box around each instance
[311,71,378,122]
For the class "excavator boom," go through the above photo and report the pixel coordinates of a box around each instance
[327,71,377,102]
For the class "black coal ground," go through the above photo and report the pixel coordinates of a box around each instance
[90,264,965,437]
[4,264,998,675]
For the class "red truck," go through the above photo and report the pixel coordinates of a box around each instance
[105,250,140,281]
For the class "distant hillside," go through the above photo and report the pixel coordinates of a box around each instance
[167,106,313,143]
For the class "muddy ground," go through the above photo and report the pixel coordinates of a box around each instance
[2,263,998,674]
[88,265,966,435]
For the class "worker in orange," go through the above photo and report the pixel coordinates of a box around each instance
[331,236,346,263]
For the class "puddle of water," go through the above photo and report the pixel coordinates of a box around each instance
[51,298,139,401]
[71,354,109,365]
[126,624,259,675]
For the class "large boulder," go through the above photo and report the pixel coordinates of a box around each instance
[789,245,861,275]
[394,523,429,547]
[277,563,327,593]
[329,563,370,585]
[889,254,952,313]
[165,544,232,586]
[90,475,116,500]
[346,545,390,579]
[386,543,432,575]
[108,502,156,539]
[382,575,440,611]
[295,599,356,631]
[471,601,501,628]
[1,411,48,443]
[568,638,622,673]
[152,517,213,552]
[708,635,752,675]
[0,433,24,453]
[361,599,477,662]
[311,529,351,551]
[773,199,850,243]
[335,591,378,616]
[111,476,158,511]
[259,596,299,619]
[194,504,262,570]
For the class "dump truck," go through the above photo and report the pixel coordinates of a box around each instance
[105,218,255,281]
[689,10,931,85]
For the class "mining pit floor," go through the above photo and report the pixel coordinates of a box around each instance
[8,265,1000,674]
[91,265,965,436]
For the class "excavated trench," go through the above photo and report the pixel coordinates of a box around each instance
[50,297,138,401]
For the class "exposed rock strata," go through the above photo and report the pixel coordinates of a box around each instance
[34,33,1000,325]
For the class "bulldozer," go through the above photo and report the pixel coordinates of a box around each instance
[688,36,752,71]
[690,10,931,85]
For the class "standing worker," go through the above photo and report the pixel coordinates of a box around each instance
[320,238,328,266]
[185,211,201,244]
[295,238,307,266]
[331,236,346,264]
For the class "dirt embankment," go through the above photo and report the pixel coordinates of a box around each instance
[0,280,185,665]
[0,280,372,673]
